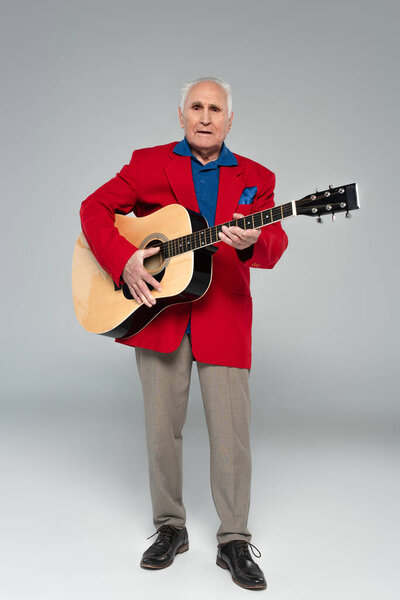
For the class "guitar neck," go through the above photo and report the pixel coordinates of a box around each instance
[162,201,296,258]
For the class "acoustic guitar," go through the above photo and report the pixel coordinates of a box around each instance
[72,183,359,339]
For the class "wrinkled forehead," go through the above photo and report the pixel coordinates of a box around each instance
[185,81,229,110]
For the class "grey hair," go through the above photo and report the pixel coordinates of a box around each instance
[180,77,232,117]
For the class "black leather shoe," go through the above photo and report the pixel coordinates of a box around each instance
[140,524,189,569]
[216,540,267,590]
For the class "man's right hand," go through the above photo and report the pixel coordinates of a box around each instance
[122,247,162,307]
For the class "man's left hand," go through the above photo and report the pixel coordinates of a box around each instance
[218,212,261,250]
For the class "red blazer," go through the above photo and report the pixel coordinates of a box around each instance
[80,142,288,368]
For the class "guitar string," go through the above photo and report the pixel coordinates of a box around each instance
[146,197,346,257]
[155,205,291,254]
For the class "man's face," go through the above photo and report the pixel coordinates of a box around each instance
[178,81,233,160]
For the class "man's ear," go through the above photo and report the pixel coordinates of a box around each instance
[178,107,184,129]
[227,111,234,133]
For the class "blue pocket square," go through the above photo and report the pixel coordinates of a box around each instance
[238,186,257,205]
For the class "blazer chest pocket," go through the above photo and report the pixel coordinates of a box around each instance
[238,186,258,205]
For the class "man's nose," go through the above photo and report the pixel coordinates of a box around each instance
[200,110,211,125]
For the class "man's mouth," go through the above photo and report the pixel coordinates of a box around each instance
[197,131,212,134]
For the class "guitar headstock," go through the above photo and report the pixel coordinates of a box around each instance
[296,183,359,222]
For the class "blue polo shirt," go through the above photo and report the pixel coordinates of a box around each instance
[173,137,238,334]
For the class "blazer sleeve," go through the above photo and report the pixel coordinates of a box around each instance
[236,171,288,268]
[79,150,140,288]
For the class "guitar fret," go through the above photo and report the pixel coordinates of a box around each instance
[164,202,295,258]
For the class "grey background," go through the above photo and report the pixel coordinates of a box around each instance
[1,0,399,598]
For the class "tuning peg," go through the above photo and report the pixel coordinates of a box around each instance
[332,213,335,222]
[316,216,323,224]
[345,211,351,218]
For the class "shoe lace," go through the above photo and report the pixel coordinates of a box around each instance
[218,539,262,559]
[146,525,177,544]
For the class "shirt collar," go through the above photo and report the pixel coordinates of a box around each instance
[173,137,237,167]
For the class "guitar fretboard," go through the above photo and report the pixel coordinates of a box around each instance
[162,202,294,258]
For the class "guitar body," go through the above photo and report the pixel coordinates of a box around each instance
[72,204,214,339]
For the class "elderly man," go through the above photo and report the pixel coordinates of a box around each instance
[80,77,288,590]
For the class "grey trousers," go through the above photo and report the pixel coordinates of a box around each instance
[135,333,252,544]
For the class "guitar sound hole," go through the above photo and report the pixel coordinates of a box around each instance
[143,239,165,275]
[122,238,166,300]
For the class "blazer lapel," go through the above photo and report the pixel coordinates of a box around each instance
[215,165,246,226]
[164,153,200,213]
